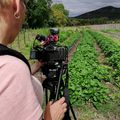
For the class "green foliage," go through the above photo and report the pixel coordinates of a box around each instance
[51,3,68,16]
[89,30,120,87]
[49,4,69,26]
[27,0,51,28]
[61,32,80,48]
[59,30,73,43]
[69,30,110,107]
[26,1,69,27]
[93,65,113,82]
[68,17,109,26]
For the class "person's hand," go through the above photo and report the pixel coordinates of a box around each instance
[31,60,44,75]
[38,72,46,83]
[44,97,67,120]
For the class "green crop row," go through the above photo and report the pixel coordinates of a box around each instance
[61,31,80,49]
[59,30,73,43]
[89,30,120,87]
[69,30,109,108]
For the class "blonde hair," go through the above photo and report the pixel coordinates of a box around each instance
[0,0,13,29]
[0,0,29,8]
[0,0,11,8]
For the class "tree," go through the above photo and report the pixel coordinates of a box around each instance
[27,0,52,28]
[49,4,69,26]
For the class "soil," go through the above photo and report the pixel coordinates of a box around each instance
[94,43,105,63]
[68,39,80,61]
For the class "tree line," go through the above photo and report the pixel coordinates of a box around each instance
[25,0,68,28]
[69,18,120,26]
[24,0,120,28]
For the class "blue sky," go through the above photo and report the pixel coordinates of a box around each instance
[52,0,120,17]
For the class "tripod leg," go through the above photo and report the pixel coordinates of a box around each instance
[62,90,77,120]
[62,100,77,120]
[59,91,71,120]
[69,102,77,120]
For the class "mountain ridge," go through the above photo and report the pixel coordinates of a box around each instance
[74,6,120,20]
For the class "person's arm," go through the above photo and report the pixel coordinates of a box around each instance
[31,60,43,75]
[31,60,46,83]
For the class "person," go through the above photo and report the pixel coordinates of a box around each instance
[0,0,67,120]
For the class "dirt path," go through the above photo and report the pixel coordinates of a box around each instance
[68,39,80,61]
[94,43,105,63]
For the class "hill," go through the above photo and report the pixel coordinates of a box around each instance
[75,6,120,20]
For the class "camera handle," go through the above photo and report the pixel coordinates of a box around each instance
[44,62,77,120]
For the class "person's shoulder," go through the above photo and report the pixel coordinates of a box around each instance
[0,55,30,74]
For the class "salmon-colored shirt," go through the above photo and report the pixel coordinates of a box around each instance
[0,55,43,120]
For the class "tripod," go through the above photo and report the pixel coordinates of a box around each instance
[43,61,77,120]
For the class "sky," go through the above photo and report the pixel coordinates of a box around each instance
[52,0,120,17]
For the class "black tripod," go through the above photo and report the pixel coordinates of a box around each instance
[43,61,77,120]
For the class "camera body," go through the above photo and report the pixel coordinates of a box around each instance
[30,28,68,62]
[30,43,68,62]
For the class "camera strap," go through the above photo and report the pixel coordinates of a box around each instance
[0,44,31,73]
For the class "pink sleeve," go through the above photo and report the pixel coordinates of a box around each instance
[0,56,43,120]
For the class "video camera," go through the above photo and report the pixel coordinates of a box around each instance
[30,28,68,62]
[30,28,68,79]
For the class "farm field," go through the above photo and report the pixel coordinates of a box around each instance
[101,29,120,44]
[10,25,120,120]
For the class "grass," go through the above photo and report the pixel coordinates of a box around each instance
[73,98,120,120]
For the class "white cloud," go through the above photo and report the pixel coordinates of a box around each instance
[53,0,120,17]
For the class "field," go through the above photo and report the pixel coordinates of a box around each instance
[11,24,120,120]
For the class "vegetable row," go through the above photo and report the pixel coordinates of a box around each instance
[69,30,109,107]
[89,30,120,87]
